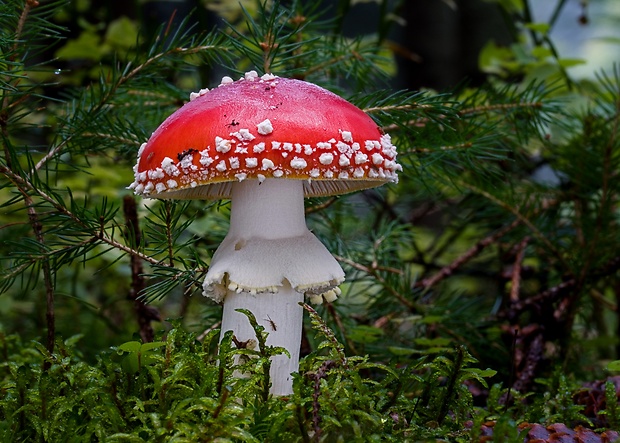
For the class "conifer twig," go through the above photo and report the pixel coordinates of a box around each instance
[333,254,414,310]
[458,181,570,272]
[0,0,56,363]
[33,43,228,173]
[81,132,141,145]
[458,102,543,116]
[0,164,165,266]
[379,101,545,133]
[363,103,433,114]
[303,52,362,78]
[407,142,473,154]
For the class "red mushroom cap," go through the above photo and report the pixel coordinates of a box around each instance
[129,71,401,199]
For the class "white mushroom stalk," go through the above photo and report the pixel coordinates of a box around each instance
[204,178,343,395]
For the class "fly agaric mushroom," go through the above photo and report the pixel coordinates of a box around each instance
[129,70,401,395]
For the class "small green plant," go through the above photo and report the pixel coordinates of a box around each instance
[1,307,501,441]
[115,340,166,374]
[601,380,620,430]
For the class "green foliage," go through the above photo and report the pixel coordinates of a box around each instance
[1,0,620,440]
[1,308,499,441]
[116,340,166,374]
[1,327,261,441]
[527,373,591,426]
[601,380,620,430]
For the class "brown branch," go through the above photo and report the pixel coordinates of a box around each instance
[164,201,175,267]
[380,101,544,134]
[81,132,141,145]
[381,118,432,133]
[123,196,160,342]
[501,254,620,321]
[2,0,39,166]
[363,103,434,114]
[23,191,55,361]
[305,197,338,214]
[418,218,521,289]
[334,253,403,276]
[509,237,530,303]
[512,327,544,393]
[0,0,56,364]
[14,1,39,42]
[502,279,576,323]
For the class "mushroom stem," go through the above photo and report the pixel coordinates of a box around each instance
[220,282,303,396]
[207,178,344,395]
[228,178,307,239]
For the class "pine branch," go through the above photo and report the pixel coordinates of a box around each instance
[0,0,57,361]
[458,101,544,117]
[35,39,230,172]
[334,253,415,310]
[457,181,569,272]
[0,164,162,267]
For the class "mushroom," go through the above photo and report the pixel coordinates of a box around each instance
[129,70,401,395]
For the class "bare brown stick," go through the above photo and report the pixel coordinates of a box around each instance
[22,192,56,361]
[363,103,434,114]
[418,218,521,289]
[506,255,620,320]
[512,328,544,393]
[123,196,160,342]
[305,197,338,214]
[503,279,576,323]
[509,237,530,302]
